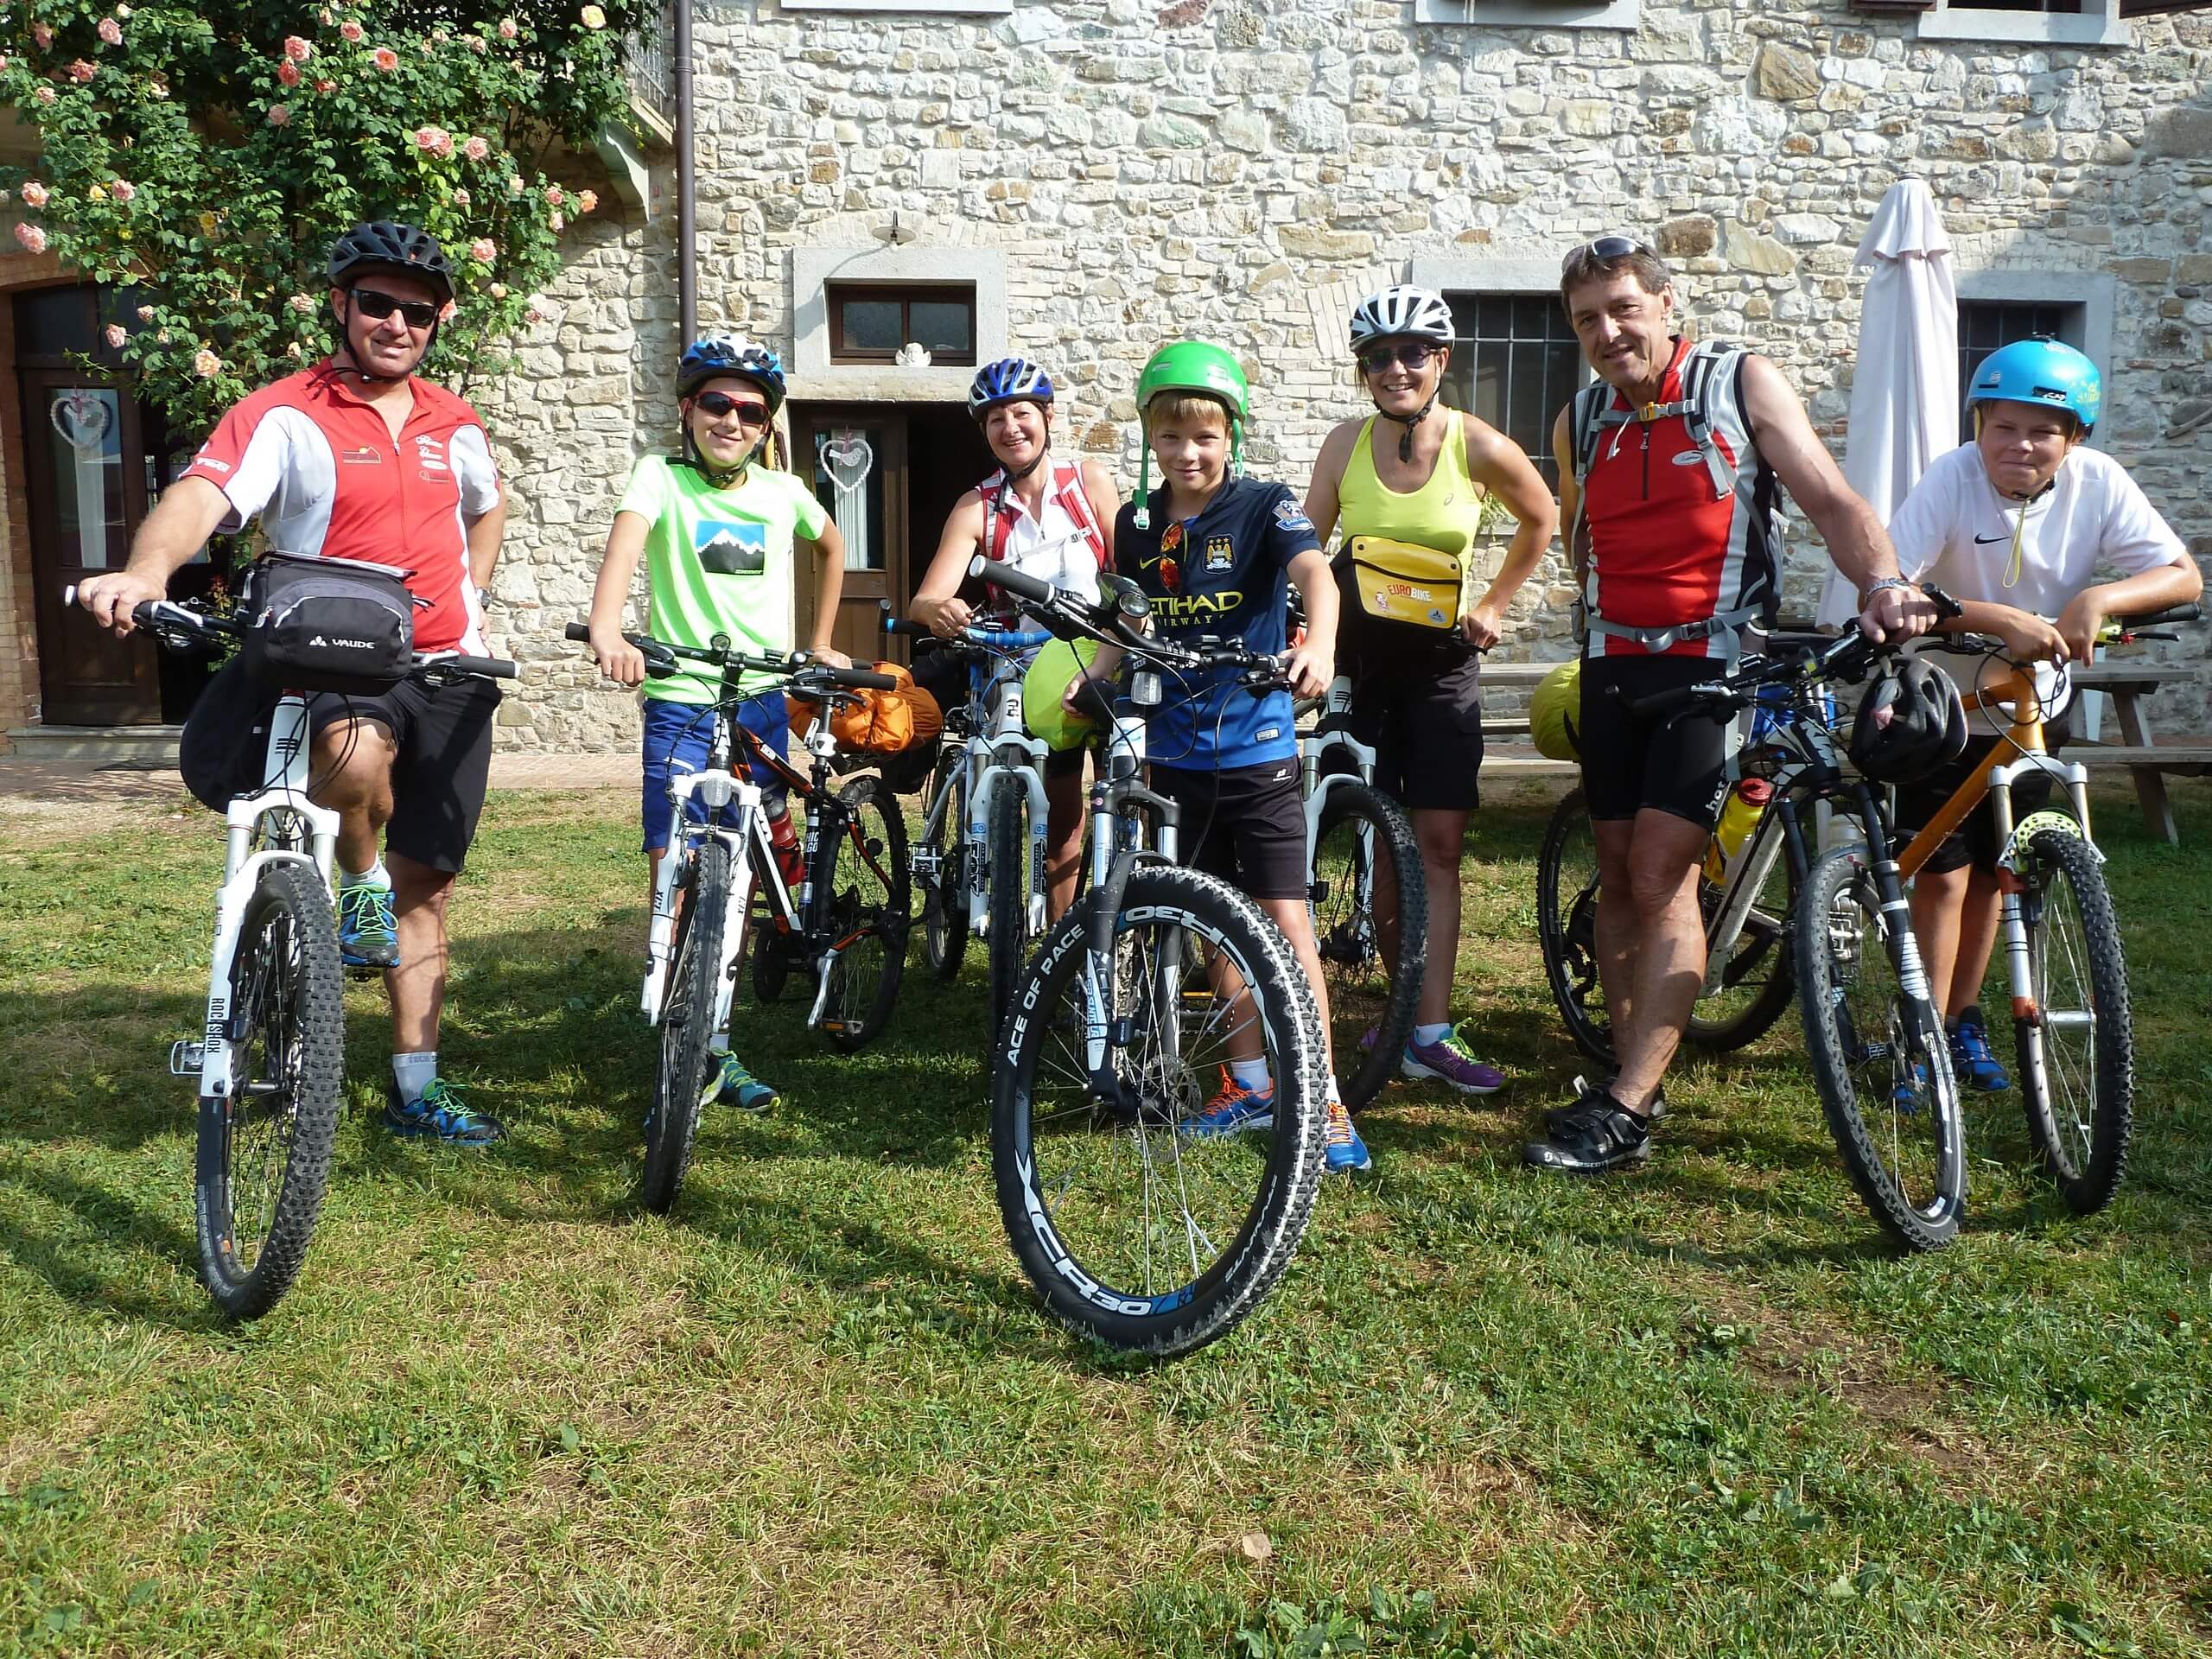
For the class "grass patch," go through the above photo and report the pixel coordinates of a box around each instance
[2,779,2208,1656]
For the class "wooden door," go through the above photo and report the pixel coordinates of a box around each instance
[791,406,907,665]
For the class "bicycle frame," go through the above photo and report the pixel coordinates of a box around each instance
[1894,664,2093,879]
[965,649,1052,939]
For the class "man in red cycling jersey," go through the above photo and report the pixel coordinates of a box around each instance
[78,221,510,1147]
[1524,233,1942,1175]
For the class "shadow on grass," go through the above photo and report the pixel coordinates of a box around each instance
[0,1156,219,1330]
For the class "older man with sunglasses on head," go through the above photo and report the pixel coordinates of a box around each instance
[78,220,512,1147]
[1523,233,1942,1177]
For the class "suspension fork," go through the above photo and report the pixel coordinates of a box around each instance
[1843,781,1939,1027]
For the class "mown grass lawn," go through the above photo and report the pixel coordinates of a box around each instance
[2,778,2208,1658]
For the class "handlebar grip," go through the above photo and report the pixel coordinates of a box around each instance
[2118,603,2201,628]
[563,621,591,643]
[63,584,78,608]
[967,555,1055,607]
[437,654,518,682]
[882,617,931,639]
[830,667,899,691]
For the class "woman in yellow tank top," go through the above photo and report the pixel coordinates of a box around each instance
[1304,284,1558,1097]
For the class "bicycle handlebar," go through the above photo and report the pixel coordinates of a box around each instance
[562,620,895,692]
[878,604,1048,654]
[106,594,516,683]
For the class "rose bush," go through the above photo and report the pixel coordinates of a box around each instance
[1,0,644,437]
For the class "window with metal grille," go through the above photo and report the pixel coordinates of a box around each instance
[1958,299,2084,442]
[826,283,976,367]
[1440,293,1588,491]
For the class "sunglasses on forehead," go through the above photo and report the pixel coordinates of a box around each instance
[349,288,441,329]
[1563,234,1654,271]
[693,389,771,423]
[1357,340,1441,375]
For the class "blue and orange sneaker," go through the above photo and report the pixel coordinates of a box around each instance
[1185,1069,1274,1138]
[338,878,400,970]
[1324,1099,1371,1173]
[383,1077,505,1147]
[1948,1013,2011,1093]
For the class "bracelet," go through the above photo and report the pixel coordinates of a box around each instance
[1860,576,1914,606]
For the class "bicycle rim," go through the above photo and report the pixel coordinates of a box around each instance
[645,839,727,1213]
[2014,830,2133,1214]
[1310,783,1425,1111]
[1797,851,1964,1249]
[922,758,968,979]
[1537,789,1615,1065]
[823,776,908,1050]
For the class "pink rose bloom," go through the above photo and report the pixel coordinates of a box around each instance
[14,223,48,254]
[22,181,49,207]
[194,348,221,378]
[524,307,543,324]
[289,292,315,313]
[462,134,489,162]
[488,283,507,300]
[498,16,518,39]
[438,299,456,322]
[580,3,606,26]
[450,188,471,207]
[576,189,598,213]
[314,77,334,92]
[111,179,134,202]
[0,56,9,72]
[34,86,57,105]
[340,19,363,41]
[98,17,122,45]
[470,238,495,262]
[506,175,524,196]
[544,185,563,206]
[276,58,300,87]
[31,22,53,48]
[372,46,398,71]
[104,322,126,348]
[283,35,312,62]
[549,210,564,232]
[137,304,154,321]
[266,102,289,125]
[467,33,486,51]
[286,341,303,359]
[68,59,96,82]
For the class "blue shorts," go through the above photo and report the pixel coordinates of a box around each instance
[640,693,790,855]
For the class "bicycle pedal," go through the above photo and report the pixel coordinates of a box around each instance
[169,1039,206,1077]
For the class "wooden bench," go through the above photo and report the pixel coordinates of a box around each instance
[2063,662,2207,847]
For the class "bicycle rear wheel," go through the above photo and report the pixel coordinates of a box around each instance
[1310,781,1425,1111]
[986,771,1037,1036]
[2012,827,2133,1215]
[992,866,1328,1357]
[820,774,909,1052]
[920,750,969,981]
[1687,827,1797,1051]
[1796,848,1965,1250]
[195,858,344,1320]
[645,837,728,1214]
[1536,788,1615,1065]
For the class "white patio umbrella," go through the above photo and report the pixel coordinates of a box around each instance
[1817,177,1958,626]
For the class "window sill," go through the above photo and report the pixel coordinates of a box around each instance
[781,0,1010,11]
[1414,0,1639,26]
[1917,10,2130,46]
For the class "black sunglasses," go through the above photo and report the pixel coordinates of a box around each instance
[1358,340,1440,375]
[693,390,771,423]
[1563,234,1653,271]
[349,288,440,329]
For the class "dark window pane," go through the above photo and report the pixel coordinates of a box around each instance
[910,300,971,355]
[840,299,902,354]
[1958,300,2082,442]
[13,287,95,360]
[1951,1,2079,12]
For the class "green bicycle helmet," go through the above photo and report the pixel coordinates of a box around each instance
[1021,637,1101,752]
[1132,340,1250,530]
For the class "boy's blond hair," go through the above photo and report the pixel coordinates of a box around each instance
[1145,392,1233,435]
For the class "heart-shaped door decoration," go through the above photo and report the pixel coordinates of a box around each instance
[820,431,874,496]
[51,389,114,454]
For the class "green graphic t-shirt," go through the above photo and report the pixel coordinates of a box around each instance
[615,454,830,704]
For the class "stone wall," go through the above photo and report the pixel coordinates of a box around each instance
[474,0,2212,749]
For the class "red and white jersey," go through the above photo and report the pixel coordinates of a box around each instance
[1578,338,1782,660]
[180,361,502,653]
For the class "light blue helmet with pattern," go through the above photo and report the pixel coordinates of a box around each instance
[1966,339,2100,434]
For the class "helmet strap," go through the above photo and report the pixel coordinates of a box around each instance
[1133,448,1152,531]
[680,421,767,486]
[1388,393,1439,464]
[330,290,434,385]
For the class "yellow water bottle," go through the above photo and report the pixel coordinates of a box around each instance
[1702,778,1775,884]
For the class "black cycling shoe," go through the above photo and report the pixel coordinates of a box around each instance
[1525,1084,1652,1174]
[1543,1075,1664,1135]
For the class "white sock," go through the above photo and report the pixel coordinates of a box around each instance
[1325,1074,1344,1108]
[392,1051,436,1105]
[1230,1057,1270,1093]
[1413,1021,1452,1047]
[342,857,391,890]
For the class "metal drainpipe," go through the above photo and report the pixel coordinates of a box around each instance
[675,0,696,345]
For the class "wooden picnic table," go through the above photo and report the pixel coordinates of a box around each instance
[2063,660,2208,847]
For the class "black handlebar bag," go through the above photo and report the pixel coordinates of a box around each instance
[236,550,421,695]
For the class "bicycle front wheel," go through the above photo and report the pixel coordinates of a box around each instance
[2012,827,2133,1215]
[1536,787,1615,1065]
[195,858,344,1320]
[986,772,1037,1035]
[645,837,729,1214]
[820,773,909,1052]
[992,866,1328,1357]
[1796,848,1965,1250]
[920,751,969,981]
[1310,781,1425,1111]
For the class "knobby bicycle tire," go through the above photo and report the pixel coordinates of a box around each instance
[194,857,344,1320]
[645,836,730,1213]
[1796,848,1965,1251]
[991,866,1328,1358]
[1311,781,1426,1111]
[1536,788,1616,1065]
[986,771,1036,1038]
[2013,828,2133,1216]
[821,773,909,1052]
[921,750,969,981]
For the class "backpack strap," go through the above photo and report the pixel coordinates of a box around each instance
[1051,461,1107,562]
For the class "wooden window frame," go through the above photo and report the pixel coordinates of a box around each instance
[824,283,978,369]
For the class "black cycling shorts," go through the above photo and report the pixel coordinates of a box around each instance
[1892,736,2059,877]
[308,675,501,874]
[1149,759,1308,901]
[1578,652,1736,831]
[1346,644,1484,813]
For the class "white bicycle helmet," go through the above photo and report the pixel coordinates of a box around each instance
[1348,284,1455,353]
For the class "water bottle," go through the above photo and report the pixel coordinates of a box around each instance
[1702,778,1776,884]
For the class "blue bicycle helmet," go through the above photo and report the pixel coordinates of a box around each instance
[968,356,1053,419]
[1966,339,2100,434]
[677,334,786,411]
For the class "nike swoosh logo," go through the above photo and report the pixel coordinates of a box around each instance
[1973,533,2011,543]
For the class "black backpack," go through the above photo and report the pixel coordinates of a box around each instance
[236,550,421,695]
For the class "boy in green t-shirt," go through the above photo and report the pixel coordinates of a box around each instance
[588,337,850,1113]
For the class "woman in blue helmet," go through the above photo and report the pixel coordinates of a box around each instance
[907,356,1119,920]
[586,334,853,1113]
[1886,338,2201,1092]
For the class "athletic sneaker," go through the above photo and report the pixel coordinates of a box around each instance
[338,880,400,969]
[706,1051,779,1114]
[1324,1098,1371,1173]
[1523,1080,1651,1174]
[1890,1062,1930,1116]
[1545,1076,1666,1135]
[1402,1027,1505,1095]
[383,1077,505,1147]
[1185,1070,1274,1138]
[1948,1014,2010,1093]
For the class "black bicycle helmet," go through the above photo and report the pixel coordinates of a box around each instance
[327,220,454,305]
[1848,654,1968,785]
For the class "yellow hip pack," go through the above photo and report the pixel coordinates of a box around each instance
[1343,536,1464,635]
